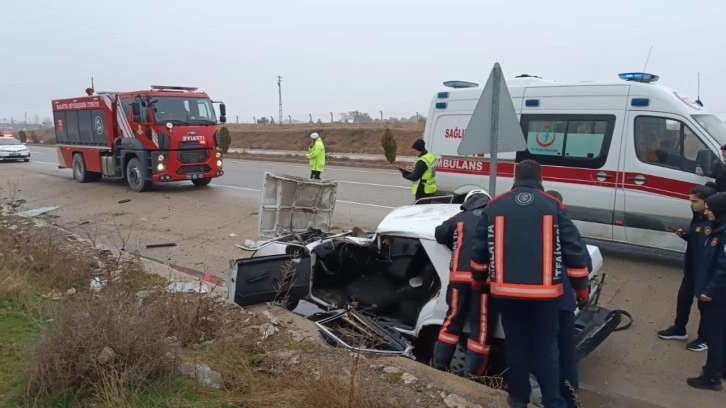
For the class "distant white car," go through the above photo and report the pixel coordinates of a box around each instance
[227,174,622,380]
[0,137,30,162]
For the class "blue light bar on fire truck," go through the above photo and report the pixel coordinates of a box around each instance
[618,72,659,83]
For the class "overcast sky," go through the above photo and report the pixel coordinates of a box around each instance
[1,0,724,123]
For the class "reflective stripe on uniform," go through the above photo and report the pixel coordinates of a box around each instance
[479,293,488,344]
[542,214,553,287]
[467,339,491,354]
[494,216,504,284]
[567,267,589,278]
[471,260,489,272]
[440,288,460,341]
[450,271,473,283]
[490,282,564,298]
[452,222,464,271]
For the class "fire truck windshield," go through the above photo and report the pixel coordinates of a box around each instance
[152,97,217,125]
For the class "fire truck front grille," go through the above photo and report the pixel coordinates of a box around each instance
[177,149,209,164]
[177,165,211,175]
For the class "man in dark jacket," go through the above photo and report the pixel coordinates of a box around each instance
[469,160,590,408]
[432,189,496,377]
[546,190,593,408]
[687,192,726,390]
[399,139,437,202]
[658,184,717,352]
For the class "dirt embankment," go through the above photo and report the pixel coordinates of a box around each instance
[27,124,424,158]
[225,123,424,156]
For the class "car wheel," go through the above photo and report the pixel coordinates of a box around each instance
[126,157,150,192]
[23,158,29,162]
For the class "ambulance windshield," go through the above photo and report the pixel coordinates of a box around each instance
[152,97,217,125]
[693,114,726,146]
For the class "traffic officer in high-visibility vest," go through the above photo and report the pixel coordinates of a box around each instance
[400,139,437,201]
[306,132,326,179]
[432,188,497,377]
[469,159,590,408]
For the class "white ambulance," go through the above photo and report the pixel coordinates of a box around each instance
[424,72,726,253]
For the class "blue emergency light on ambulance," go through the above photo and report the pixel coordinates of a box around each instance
[618,72,659,83]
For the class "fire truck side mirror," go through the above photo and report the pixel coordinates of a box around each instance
[219,103,227,124]
[131,101,143,122]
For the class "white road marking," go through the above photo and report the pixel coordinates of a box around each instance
[226,159,400,175]
[211,183,395,209]
[30,160,59,166]
[338,180,408,189]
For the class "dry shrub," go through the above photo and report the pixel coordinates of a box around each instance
[1,227,95,291]
[294,358,399,408]
[150,284,226,347]
[27,292,172,399]
[0,264,30,302]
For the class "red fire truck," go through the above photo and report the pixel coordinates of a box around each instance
[51,85,227,192]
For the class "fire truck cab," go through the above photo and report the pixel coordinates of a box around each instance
[52,85,227,192]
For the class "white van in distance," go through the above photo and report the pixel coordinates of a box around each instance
[424,72,726,252]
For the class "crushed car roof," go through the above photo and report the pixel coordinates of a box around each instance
[376,204,461,240]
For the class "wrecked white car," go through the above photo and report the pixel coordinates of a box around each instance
[227,173,622,378]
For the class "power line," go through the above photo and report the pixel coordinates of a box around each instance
[277,75,283,127]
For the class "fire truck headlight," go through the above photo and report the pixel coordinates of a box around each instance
[217,159,223,167]
[216,151,222,159]
[157,163,166,172]
[157,154,165,162]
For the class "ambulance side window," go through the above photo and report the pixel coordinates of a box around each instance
[516,114,615,169]
[634,116,710,175]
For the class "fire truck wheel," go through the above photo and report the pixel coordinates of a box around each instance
[72,153,91,183]
[191,177,212,187]
[126,157,150,192]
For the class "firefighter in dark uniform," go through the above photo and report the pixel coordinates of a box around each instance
[470,160,590,408]
[688,192,726,390]
[432,189,496,377]
[546,190,593,408]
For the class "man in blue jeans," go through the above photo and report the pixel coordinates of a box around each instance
[546,190,592,408]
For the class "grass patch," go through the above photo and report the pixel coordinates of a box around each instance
[0,301,44,405]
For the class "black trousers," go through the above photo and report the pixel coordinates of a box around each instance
[310,170,321,180]
[674,273,704,339]
[698,300,726,380]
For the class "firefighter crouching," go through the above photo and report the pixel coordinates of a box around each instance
[470,160,590,408]
[432,189,496,377]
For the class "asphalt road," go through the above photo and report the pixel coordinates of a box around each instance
[0,146,722,408]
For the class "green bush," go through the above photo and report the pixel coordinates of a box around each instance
[18,131,27,143]
[219,126,231,154]
[381,128,397,164]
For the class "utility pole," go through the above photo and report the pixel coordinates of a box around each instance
[277,75,283,127]
[330,112,333,123]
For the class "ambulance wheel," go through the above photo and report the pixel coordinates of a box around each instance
[72,153,91,183]
[126,157,150,192]
[191,177,211,187]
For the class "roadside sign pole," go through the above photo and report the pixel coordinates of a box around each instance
[489,67,500,197]
[457,62,525,198]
